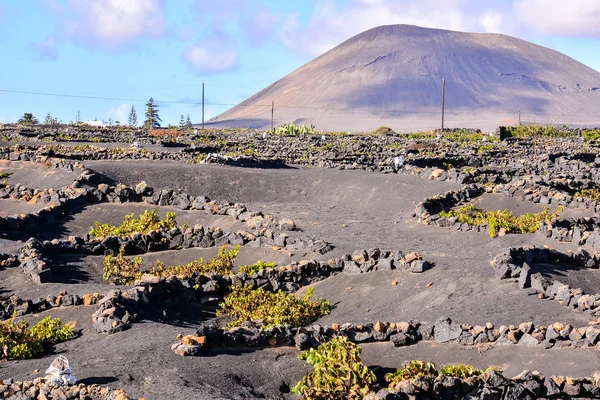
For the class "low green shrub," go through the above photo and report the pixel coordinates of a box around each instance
[103,244,241,284]
[574,188,600,201]
[218,286,330,329]
[582,130,600,142]
[238,260,278,275]
[385,360,438,390]
[272,123,318,136]
[186,154,207,164]
[0,172,10,179]
[440,204,562,237]
[89,209,177,239]
[439,364,485,378]
[444,130,485,142]
[291,336,375,399]
[406,131,436,140]
[0,316,75,361]
[102,245,144,285]
[150,245,240,278]
[385,361,489,389]
[371,126,396,135]
[505,125,572,138]
[477,144,498,154]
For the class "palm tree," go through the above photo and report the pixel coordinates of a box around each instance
[17,113,39,125]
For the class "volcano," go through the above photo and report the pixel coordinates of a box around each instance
[210,24,600,132]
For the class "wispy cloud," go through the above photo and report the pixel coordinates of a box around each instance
[280,0,517,57]
[62,0,166,53]
[514,0,600,37]
[105,103,131,123]
[26,35,59,61]
[182,45,239,74]
[240,8,281,45]
[180,1,283,74]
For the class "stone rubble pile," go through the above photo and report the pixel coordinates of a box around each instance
[491,246,600,315]
[172,316,600,357]
[0,290,103,320]
[368,369,600,399]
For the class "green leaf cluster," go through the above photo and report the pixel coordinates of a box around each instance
[238,260,278,275]
[582,130,600,142]
[0,316,75,361]
[371,126,396,135]
[90,209,177,239]
[103,244,241,285]
[504,125,572,138]
[405,130,492,142]
[385,361,488,390]
[218,286,330,329]
[0,172,10,179]
[102,245,144,285]
[272,123,318,136]
[440,204,562,237]
[574,188,600,201]
[149,245,240,278]
[291,336,375,400]
[439,364,486,378]
[385,360,438,390]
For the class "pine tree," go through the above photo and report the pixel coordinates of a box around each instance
[185,115,193,129]
[44,112,53,124]
[108,117,113,126]
[128,106,138,127]
[179,114,185,129]
[76,110,81,123]
[144,98,161,128]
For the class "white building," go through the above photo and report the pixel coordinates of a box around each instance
[84,120,109,127]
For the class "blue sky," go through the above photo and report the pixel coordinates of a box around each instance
[0,0,599,125]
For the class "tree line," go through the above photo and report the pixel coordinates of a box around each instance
[14,97,193,129]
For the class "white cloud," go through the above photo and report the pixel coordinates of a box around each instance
[182,45,238,74]
[240,8,281,44]
[26,36,59,61]
[280,0,522,57]
[514,0,600,37]
[105,104,131,124]
[280,0,474,57]
[63,0,166,52]
[480,11,506,33]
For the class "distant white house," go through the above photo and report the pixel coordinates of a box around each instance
[84,120,109,127]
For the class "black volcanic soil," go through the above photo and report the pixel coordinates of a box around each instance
[0,160,77,190]
[2,159,600,399]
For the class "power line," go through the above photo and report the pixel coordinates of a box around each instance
[52,82,265,95]
[2,87,600,119]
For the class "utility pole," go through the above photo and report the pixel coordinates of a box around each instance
[518,109,521,125]
[201,82,205,130]
[441,78,446,132]
[271,100,274,131]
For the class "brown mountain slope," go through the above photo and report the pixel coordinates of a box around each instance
[210,24,600,132]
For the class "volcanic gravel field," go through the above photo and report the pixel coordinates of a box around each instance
[3,126,600,399]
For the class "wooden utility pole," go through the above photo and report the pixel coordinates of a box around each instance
[271,100,274,131]
[518,109,521,125]
[441,78,446,131]
[201,82,205,130]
